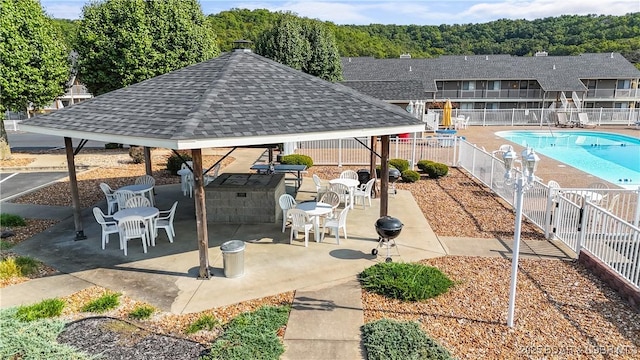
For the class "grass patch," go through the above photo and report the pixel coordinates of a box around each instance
[0,307,91,359]
[204,305,290,360]
[14,256,41,276]
[0,240,13,250]
[81,292,121,313]
[15,298,66,322]
[359,262,454,301]
[128,305,155,320]
[186,314,220,334]
[362,319,454,360]
[0,213,26,227]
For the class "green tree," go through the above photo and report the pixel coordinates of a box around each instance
[255,13,308,71]
[301,20,342,81]
[0,0,70,159]
[75,0,219,96]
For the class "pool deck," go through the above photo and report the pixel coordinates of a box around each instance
[456,125,639,189]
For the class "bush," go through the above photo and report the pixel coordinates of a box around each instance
[359,262,454,301]
[81,292,121,313]
[205,305,290,360]
[280,154,313,168]
[129,305,155,320]
[14,256,40,276]
[166,151,192,175]
[186,314,220,334]
[401,170,420,183]
[423,162,449,179]
[15,298,66,322]
[362,319,454,360]
[389,158,410,172]
[0,213,26,227]
[104,143,123,149]
[128,146,145,164]
[0,258,22,280]
[416,160,435,172]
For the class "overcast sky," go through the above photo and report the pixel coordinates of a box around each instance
[41,0,639,25]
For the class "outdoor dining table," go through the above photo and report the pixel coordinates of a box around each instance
[112,206,159,246]
[117,183,155,206]
[562,190,605,205]
[295,201,333,242]
[328,178,359,209]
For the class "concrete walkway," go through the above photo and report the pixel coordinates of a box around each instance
[0,147,574,360]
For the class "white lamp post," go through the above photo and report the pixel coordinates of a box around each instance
[503,146,540,328]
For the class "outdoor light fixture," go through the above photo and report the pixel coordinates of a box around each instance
[502,146,540,328]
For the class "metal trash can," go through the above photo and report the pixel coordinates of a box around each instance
[221,240,245,278]
[357,169,371,186]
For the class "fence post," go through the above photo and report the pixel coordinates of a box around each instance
[511,108,515,126]
[483,108,487,126]
[338,138,343,167]
[576,204,588,253]
[599,107,603,124]
[410,133,417,169]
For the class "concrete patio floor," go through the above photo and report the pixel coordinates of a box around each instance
[3,179,448,314]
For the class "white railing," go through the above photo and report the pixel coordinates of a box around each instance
[3,119,22,131]
[427,107,639,127]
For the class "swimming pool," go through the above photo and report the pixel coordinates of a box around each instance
[495,130,640,188]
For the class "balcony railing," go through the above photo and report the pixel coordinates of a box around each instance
[437,89,543,100]
[586,88,639,99]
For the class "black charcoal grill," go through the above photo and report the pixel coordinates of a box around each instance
[388,168,400,195]
[372,216,403,262]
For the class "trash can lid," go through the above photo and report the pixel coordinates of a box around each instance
[221,240,245,253]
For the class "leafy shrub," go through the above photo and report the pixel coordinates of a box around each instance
[0,258,22,280]
[389,158,410,172]
[280,154,313,168]
[416,160,435,172]
[362,319,454,360]
[14,256,40,276]
[166,151,192,175]
[359,262,454,301]
[81,292,121,313]
[129,305,155,320]
[104,142,123,149]
[0,213,26,227]
[423,162,449,179]
[205,305,290,360]
[186,314,220,334]
[401,170,420,183]
[128,146,145,164]
[15,298,66,322]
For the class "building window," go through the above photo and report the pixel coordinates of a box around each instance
[462,81,475,91]
[487,81,500,91]
[460,103,474,110]
[614,102,628,109]
[617,80,630,89]
[485,103,498,110]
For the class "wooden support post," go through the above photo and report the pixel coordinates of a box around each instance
[370,136,378,198]
[380,135,390,217]
[64,137,86,240]
[268,147,274,163]
[192,149,210,279]
[144,147,152,176]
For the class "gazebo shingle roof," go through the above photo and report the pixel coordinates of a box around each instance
[21,50,424,149]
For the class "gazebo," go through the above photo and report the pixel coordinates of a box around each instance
[20,48,425,278]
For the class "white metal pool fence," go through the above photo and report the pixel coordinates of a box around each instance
[296,136,640,288]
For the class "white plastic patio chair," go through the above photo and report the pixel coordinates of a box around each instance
[288,208,314,247]
[204,163,221,186]
[329,183,350,208]
[114,189,136,210]
[354,178,375,209]
[135,175,156,186]
[155,201,178,243]
[93,207,119,250]
[312,174,328,200]
[339,170,359,180]
[319,191,341,219]
[99,183,118,215]
[322,207,349,245]
[279,194,297,233]
[125,195,151,209]
[117,215,148,256]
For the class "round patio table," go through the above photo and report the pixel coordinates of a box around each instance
[329,178,359,209]
[118,183,154,206]
[295,201,333,242]
[113,206,159,246]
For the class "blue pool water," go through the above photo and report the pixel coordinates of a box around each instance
[495,130,640,188]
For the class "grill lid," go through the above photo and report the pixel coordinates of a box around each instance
[375,216,403,231]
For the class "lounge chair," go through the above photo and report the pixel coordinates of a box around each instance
[577,113,596,128]
[555,112,573,128]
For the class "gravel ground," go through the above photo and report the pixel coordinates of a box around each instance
[2,152,639,359]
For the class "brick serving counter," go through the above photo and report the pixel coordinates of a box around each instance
[206,173,286,224]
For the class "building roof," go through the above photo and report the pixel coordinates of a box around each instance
[341,53,640,96]
[21,50,424,149]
